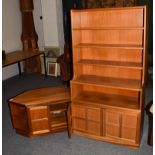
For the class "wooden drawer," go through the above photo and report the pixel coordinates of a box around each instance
[29,106,48,120]
[31,118,50,134]
[87,121,100,136]
[72,105,86,119]
[73,118,86,131]
[87,108,100,122]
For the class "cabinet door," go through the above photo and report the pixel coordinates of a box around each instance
[121,113,138,142]
[87,108,101,135]
[72,105,86,119]
[105,109,139,143]
[72,105,86,131]
[72,105,101,135]
[28,106,50,135]
[105,110,121,138]
[9,103,29,133]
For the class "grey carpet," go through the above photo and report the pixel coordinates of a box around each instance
[2,73,153,155]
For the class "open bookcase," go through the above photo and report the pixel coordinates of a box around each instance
[70,6,146,147]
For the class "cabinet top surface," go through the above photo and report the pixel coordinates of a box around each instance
[71,6,146,12]
[9,87,70,106]
[2,50,45,67]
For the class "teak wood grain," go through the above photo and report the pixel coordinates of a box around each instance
[10,87,70,106]
[70,6,146,147]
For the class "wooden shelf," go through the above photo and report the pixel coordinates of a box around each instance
[50,110,65,118]
[74,43,143,49]
[72,75,141,91]
[50,104,68,112]
[76,59,142,69]
[73,27,144,30]
[72,91,139,110]
[31,118,48,122]
[51,116,66,128]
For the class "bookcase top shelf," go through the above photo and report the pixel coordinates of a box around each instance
[74,43,143,49]
[71,6,145,29]
[76,59,143,69]
[72,75,142,91]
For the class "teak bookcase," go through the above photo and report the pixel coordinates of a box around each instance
[70,6,147,147]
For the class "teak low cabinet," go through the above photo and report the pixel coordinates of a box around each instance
[10,102,69,137]
[9,87,71,137]
[72,104,140,146]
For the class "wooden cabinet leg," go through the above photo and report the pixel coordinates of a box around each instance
[65,111,71,138]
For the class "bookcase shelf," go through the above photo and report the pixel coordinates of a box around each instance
[72,91,139,110]
[73,27,144,30]
[76,59,143,69]
[72,75,141,91]
[74,43,144,49]
[70,6,146,147]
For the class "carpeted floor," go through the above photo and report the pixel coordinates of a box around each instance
[2,73,153,155]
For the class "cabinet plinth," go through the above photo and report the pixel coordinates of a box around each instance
[70,6,146,147]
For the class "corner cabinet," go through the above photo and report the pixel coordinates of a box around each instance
[9,87,70,137]
[10,102,69,137]
[70,6,146,148]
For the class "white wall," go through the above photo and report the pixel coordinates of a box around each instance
[2,0,64,80]
[2,0,45,80]
[41,0,64,54]
[33,0,45,49]
[41,0,59,46]
[2,0,22,80]
[56,0,65,54]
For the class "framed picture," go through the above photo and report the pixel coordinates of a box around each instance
[47,62,58,76]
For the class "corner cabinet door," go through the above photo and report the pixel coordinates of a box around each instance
[9,103,29,133]
[27,106,50,135]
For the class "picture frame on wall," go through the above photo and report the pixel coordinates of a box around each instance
[47,62,57,76]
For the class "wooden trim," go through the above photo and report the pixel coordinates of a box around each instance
[101,108,104,136]
[119,114,122,138]
[142,6,147,85]
[72,131,139,148]
[136,113,141,144]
